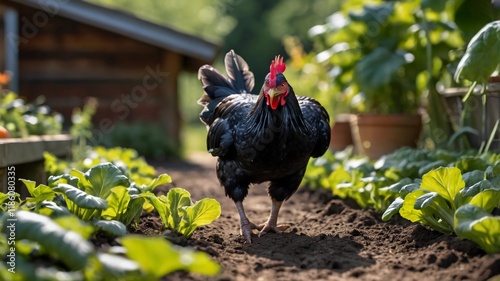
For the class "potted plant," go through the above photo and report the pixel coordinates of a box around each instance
[283,36,355,151]
[306,0,466,159]
[442,20,500,152]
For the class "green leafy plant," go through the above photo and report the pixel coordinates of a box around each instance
[455,21,500,91]
[19,161,170,237]
[0,210,220,280]
[0,91,62,138]
[44,146,158,185]
[303,0,464,115]
[121,235,220,278]
[147,188,221,237]
[455,204,500,254]
[453,20,500,151]
[382,166,500,251]
[304,147,500,252]
[48,163,129,221]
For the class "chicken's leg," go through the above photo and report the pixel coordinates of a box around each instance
[257,198,290,237]
[235,201,259,243]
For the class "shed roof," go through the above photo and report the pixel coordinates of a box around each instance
[4,0,219,63]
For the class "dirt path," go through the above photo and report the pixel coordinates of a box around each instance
[149,153,500,281]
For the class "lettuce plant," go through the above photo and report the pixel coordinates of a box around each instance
[455,204,500,254]
[0,210,220,280]
[23,162,170,236]
[146,188,221,237]
[382,166,500,252]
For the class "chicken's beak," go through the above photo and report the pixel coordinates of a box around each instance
[266,88,281,110]
[267,88,276,99]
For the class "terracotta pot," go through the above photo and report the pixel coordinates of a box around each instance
[329,114,354,151]
[350,114,422,159]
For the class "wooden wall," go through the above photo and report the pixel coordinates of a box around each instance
[16,6,181,145]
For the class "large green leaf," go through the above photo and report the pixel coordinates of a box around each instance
[455,204,500,254]
[121,195,146,226]
[21,179,55,204]
[97,253,141,279]
[93,220,127,237]
[420,167,465,209]
[455,21,500,84]
[462,170,486,187]
[102,186,130,219]
[399,189,427,223]
[486,162,500,179]
[461,180,496,198]
[455,157,489,173]
[382,197,404,221]
[56,184,108,210]
[145,194,169,228]
[469,190,500,212]
[121,235,220,278]
[167,188,192,229]
[54,216,94,240]
[139,173,172,193]
[414,192,454,228]
[355,47,408,91]
[2,211,94,270]
[38,201,72,217]
[84,163,130,199]
[183,198,221,237]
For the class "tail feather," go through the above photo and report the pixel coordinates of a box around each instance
[198,50,255,125]
[224,50,254,94]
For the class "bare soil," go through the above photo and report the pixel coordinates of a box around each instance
[140,153,500,281]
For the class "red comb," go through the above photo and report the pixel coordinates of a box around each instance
[274,55,286,73]
[269,55,286,88]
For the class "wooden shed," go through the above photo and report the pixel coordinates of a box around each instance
[0,0,218,147]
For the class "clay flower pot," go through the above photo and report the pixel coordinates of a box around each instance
[329,113,354,151]
[350,114,422,159]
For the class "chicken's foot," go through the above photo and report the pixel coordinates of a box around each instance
[235,201,259,243]
[257,199,289,237]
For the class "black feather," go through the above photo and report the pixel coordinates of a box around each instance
[224,50,255,94]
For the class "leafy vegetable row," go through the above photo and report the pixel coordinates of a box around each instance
[0,211,219,281]
[1,147,223,280]
[304,147,500,253]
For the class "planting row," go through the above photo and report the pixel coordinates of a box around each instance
[0,147,222,280]
[304,147,500,253]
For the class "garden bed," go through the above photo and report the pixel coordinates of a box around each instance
[0,134,72,194]
[143,153,500,281]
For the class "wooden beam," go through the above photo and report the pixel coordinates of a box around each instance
[4,7,19,92]
[0,5,5,71]
[159,50,181,149]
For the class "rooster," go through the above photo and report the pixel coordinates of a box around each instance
[198,50,330,243]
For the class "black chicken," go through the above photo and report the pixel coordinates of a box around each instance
[198,50,331,243]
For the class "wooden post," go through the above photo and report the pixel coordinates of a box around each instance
[0,6,5,70]
[159,50,181,149]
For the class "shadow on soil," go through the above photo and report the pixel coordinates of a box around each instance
[243,231,374,272]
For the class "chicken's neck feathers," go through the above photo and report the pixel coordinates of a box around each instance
[246,87,308,141]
